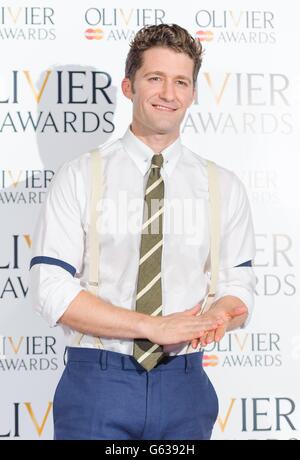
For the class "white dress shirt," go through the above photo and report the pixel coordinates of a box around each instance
[29,127,256,356]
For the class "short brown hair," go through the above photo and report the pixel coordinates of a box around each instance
[125,24,203,87]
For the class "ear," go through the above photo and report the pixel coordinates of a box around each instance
[121,77,133,101]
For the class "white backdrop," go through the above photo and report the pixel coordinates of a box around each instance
[0,0,299,440]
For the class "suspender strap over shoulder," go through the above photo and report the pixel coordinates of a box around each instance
[74,153,220,351]
[72,148,104,349]
[88,148,104,296]
[186,160,220,353]
[205,160,221,306]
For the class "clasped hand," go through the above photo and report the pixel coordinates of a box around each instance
[190,295,248,349]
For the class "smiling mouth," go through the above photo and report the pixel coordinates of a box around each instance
[152,104,177,112]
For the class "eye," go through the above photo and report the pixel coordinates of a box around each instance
[149,76,161,82]
[176,80,188,86]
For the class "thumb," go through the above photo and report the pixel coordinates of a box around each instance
[184,303,202,316]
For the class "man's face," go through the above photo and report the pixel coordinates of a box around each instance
[122,47,195,137]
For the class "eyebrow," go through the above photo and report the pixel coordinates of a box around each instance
[143,71,192,84]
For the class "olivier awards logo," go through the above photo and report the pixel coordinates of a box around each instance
[194,9,276,45]
[183,72,293,135]
[203,331,282,368]
[0,401,53,438]
[214,396,298,439]
[254,233,295,298]
[84,7,166,41]
[0,335,58,372]
[0,5,56,40]
[0,67,116,135]
[0,234,32,298]
[0,171,52,205]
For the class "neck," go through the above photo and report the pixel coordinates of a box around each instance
[130,123,179,154]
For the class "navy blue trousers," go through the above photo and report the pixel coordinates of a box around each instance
[53,347,218,440]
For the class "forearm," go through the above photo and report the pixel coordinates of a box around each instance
[58,289,153,339]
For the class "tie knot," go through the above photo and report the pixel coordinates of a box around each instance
[151,154,164,169]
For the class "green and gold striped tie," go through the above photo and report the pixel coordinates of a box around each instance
[133,153,165,371]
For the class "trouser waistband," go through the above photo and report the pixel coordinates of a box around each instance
[64,347,204,372]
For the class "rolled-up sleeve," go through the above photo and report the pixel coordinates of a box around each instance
[29,161,85,327]
[214,172,256,327]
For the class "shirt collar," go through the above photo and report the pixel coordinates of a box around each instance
[121,126,182,177]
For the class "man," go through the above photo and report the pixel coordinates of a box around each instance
[29,24,256,440]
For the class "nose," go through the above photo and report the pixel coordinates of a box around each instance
[159,80,176,102]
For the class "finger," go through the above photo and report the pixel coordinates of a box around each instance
[214,325,226,342]
[199,332,209,348]
[205,329,216,345]
[191,338,199,349]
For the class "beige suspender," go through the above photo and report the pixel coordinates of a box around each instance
[73,153,220,353]
[186,160,220,353]
[89,149,103,297]
[87,149,104,348]
[201,160,221,311]
[72,148,104,348]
